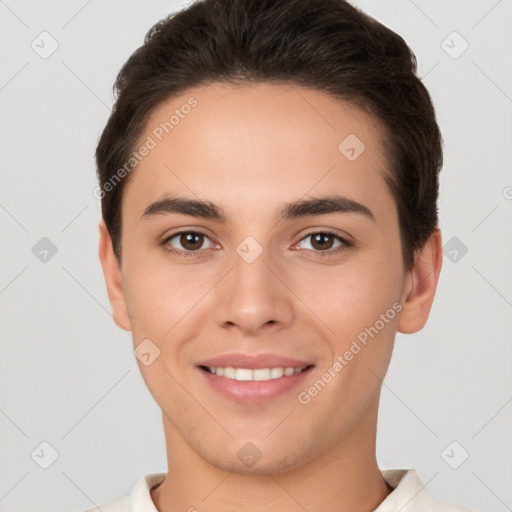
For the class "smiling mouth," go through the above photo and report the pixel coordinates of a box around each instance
[199,365,314,381]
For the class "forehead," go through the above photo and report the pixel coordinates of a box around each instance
[123,81,395,223]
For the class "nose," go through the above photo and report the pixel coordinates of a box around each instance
[213,245,295,336]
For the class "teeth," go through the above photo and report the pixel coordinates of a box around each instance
[235,368,253,381]
[270,367,284,379]
[223,367,235,379]
[205,366,307,381]
[253,368,270,380]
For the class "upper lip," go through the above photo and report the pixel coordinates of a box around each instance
[198,353,314,369]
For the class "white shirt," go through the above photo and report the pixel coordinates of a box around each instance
[84,469,472,512]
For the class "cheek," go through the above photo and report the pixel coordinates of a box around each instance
[296,264,401,426]
[294,253,403,340]
[121,245,202,334]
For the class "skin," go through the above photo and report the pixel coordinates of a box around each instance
[98,82,442,512]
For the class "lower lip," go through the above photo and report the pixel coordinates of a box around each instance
[198,367,313,404]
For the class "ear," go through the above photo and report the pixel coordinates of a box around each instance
[98,217,132,332]
[397,227,443,334]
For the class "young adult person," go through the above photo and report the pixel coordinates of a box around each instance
[90,0,471,510]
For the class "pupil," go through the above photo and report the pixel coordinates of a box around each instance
[313,233,332,250]
[182,233,202,250]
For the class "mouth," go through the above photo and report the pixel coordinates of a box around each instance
[199,365,312,381]
[196,355,315,403]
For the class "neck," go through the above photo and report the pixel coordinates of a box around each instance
[151,394,391,512]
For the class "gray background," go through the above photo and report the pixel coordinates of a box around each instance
[0,0,511,511]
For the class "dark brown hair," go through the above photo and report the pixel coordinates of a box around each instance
[95,0,443,270]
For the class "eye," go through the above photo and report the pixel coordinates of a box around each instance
[161,229,351,257]
[295,230,351,255]
[162,231,215,255]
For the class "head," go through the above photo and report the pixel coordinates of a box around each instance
[97,0,443,474]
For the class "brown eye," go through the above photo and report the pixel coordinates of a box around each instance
[295,230,351,256]
[310,233,335,251]
[163,231,214,254]
[179,232,204,250]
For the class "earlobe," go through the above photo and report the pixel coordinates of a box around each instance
[397,228,443,334]
[98,218,132,332]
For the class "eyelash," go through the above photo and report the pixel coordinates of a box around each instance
[161,229,352,258]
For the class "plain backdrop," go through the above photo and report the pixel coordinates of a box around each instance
[0,1,511,511]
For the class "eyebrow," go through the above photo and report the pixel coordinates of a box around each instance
[140,194,376,222]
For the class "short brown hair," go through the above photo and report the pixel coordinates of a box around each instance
[95,0,443,270]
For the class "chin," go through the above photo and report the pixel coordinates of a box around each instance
[197,439,313,476]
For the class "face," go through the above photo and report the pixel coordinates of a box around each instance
[100,82,439,475]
